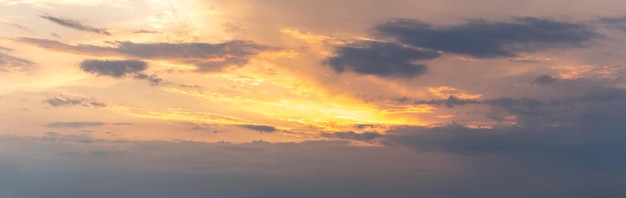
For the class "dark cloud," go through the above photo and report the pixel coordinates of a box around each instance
[0,52,35,72]
[44,95,106,108]
[580,87,626,103]
[79,59,164,86]
[385,86,626,173]
[17,38,267,72]
[325,41,439,78]
[40,15,111,35]
[132,73,163,86]
[321,131,383,141]
[412,96,544,111]
[386,120,626,171]
[415,96,480,108]
[239,124,277,133]
[376,17,599,58]
[80,59,147,78]
[483,97,544,109]
[533,74,557,85]
[599,16,626,31]
[2,133,625,198]
[44,122,106,128]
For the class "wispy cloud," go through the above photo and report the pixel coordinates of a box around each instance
[44,95,106,108]
[0,21,35,33]
[238,124,277,133]
[18,38,269,72]
[0,52,35,72]
[44,122,106,128]
[40,14,111,35]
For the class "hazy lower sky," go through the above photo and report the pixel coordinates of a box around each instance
[2,0,626,197]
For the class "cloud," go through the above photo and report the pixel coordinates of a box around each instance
[133,30,159,34]
[376,17,599,58]
[0,51,35,72]
[599,16,626,31]
[2,133,625,198]
[43,122,132,129]
[483,97,544,109]
[44,122,106,128]
[79,59,164,86]
[132,73,163,86]
[412,96,545,111]
[325,41,439,78]
[40,15,111,35]
[415,96,480,108]
[321,131,382,141]
[80,59,147,78]
[0,21,34,33]
[385,120,626,172]
[386,85,626,169]
[533,74,557,85]
[17,38,268,72]
[44,95,106,107]
[239,124,277,133]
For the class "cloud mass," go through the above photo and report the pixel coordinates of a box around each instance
[376,17,599,58]
[80,59,147,78]
[325,41,439,77]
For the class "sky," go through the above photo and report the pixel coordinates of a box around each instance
[2,0,626,197]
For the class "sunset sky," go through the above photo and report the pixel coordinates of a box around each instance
[2,0,626,197]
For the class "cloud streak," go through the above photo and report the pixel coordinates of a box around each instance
[44,122,106,128]
[44,95,106,108]
[239,124,277,133]
[0,51,35,72]
[18,38,268,72]
[43,122,132,128]
[40,15,111,35]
